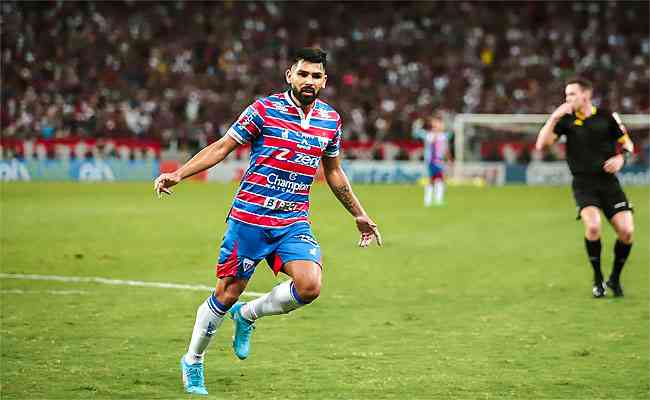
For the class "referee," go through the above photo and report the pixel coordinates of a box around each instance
[536,77,635,298]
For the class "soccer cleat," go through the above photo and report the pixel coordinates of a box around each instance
[229,302,255,360]
[180,356,208,395]
[592,281,606,298]
[606,279,624,297]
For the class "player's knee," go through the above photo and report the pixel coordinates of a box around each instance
[618,225,634,244]
[294,280,321,304]
[217,282,246,307]
[585,222,601,239]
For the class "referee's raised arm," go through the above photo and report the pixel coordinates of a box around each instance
[535,102,573,150]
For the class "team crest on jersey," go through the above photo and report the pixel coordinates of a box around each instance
[297,137,312,150]
[241,258,255,272]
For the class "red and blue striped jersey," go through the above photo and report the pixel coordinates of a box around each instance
[226,91,342,228]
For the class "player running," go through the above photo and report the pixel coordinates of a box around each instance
[154,48,382,395]
[535,77,634,298]
[413,112,451,206]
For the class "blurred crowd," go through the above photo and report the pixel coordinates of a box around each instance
[2,1,649,157]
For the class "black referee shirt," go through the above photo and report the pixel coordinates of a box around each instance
[554,107,625,175]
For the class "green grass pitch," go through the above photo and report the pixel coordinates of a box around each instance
[1,182,648,399]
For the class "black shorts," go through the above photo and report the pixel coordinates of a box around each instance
[572,174,633,220]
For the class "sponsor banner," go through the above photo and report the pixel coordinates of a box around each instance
[340,161,423,184]
[1,138,161,159]
[0,158,159,182]
[205,160,505,185]
[525,162,572,185]
[341,161,505,185]
[207,161,248,182]
[525,162,649,186]
[505,164,527,184]
[618,166,650,186]
[448,162,506,186]
[160,160,208,181]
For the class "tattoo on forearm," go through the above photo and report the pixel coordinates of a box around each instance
[333,184,358,214]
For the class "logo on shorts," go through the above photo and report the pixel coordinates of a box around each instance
[614,201,627,209]
[241,258,255,272]
[309,248,317,256]
[297,234,319,247]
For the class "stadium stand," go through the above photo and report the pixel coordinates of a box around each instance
[2,1,649,161]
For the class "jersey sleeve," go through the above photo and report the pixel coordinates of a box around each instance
[226,101,265,144]
[608,113,625,140]
[323,125,342,157]
[553,115,571,137]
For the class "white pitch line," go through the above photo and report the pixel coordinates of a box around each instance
[0,289,89,295]
[0,273,264,298]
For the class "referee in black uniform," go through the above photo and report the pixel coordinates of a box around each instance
[536,77,635,298]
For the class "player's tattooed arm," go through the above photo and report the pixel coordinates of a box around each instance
[322,156,365,217]
[322,155,382,247]
[331,182,362,216]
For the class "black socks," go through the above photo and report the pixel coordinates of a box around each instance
[610,240,632,283]
[584,238,603,283]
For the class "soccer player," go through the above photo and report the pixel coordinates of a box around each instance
[414,112,451,206]
[154,48,382,395]
[535,77,634,298]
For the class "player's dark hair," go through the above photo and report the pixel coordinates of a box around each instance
[291,48,327,69]
[566,77,593,91]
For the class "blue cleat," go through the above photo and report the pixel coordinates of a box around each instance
[229,302,255,360]
[180,356,208,395]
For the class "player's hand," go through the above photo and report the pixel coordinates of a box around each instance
[603,154,624,174]
[551,103,574,121]
[355,215,382,248]
[154,171,182,198]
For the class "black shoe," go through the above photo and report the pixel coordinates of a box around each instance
[606,279,624,297]
[592,281,606,298]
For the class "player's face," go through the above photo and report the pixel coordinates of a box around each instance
[565,84,591,111]
[430,117,444,132]
[286,60,327,106]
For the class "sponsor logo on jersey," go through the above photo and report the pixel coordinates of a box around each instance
[272,103,288,112]
[264,197,299,211]
[267,173,310,193]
